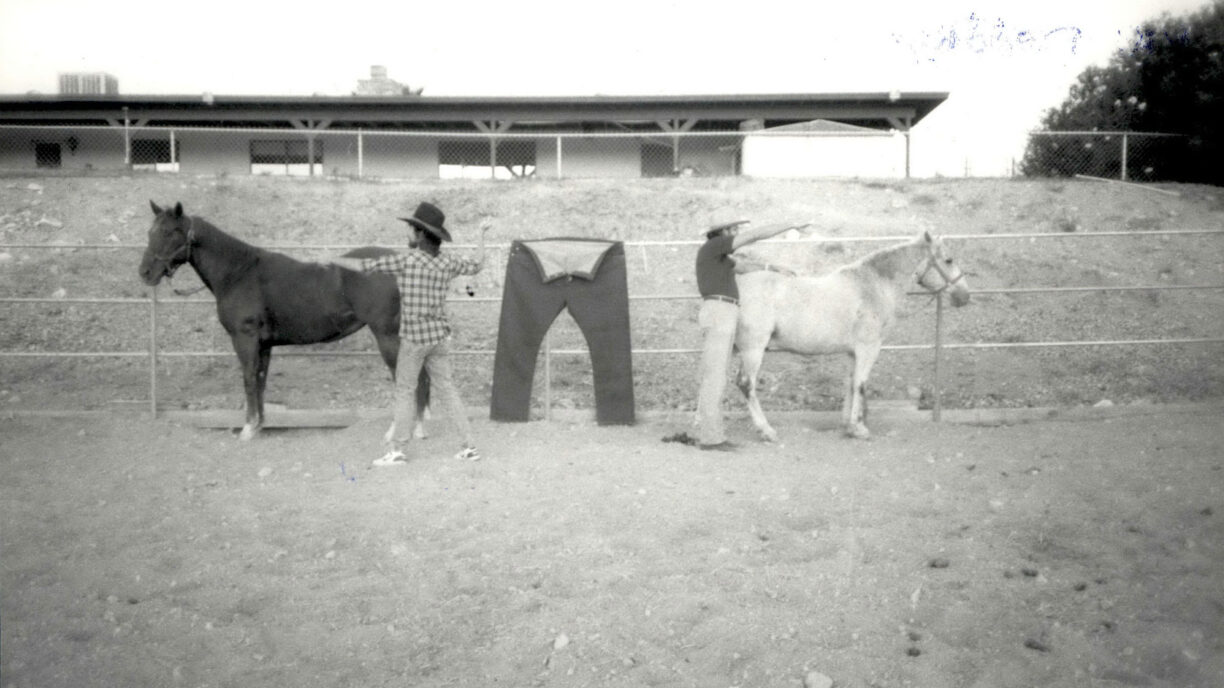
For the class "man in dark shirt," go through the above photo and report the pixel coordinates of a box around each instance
[694,219,810,450]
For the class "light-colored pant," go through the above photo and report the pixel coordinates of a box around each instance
[696,299,738,445]
[392,337,473,451]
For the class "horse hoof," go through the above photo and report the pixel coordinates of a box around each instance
[760,428,779,443]
[238,425,259,441]
[412,424,428,440]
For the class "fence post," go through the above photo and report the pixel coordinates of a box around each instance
[122,107,131,167]
[1121,133,1129,181]
[932,291,944,422]
[358,130,364,179]
[556,136,563,179]
[149,285,158,418]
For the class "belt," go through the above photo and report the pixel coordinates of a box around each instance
[703,294,738,306]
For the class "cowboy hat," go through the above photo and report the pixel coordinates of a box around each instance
[704,219,750,237]
[398,201,453,243]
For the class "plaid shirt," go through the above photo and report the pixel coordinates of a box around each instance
[362,250,483,345]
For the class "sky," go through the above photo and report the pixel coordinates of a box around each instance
[0,0,1211,176]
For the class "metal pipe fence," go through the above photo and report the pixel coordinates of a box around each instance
[1022,131,1185,181]
[2,230,1222,420]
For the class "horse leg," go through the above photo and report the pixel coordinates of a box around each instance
[233,336,265,441]
[842,359,854,431]
[373,331,428,443]
[735,345,778,443]
[413,368,430,439]
[371,332,402,442]
[256,344,271,419]
[845,342,881,439]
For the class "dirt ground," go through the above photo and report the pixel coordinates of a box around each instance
[2,405,1222,688]
[2,173,1223,687]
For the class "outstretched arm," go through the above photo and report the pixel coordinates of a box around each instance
[329,256,366,271]
[455,221,492,276]
[731,220,813,251]
[476,221,490,268]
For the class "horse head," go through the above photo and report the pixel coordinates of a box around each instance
[139,201,194,286]
[915,231,971,307]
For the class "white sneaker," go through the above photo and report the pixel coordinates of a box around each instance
[454,446,480,461]
[373,450,408,467]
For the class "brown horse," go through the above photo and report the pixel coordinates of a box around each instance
[137,201,427,440]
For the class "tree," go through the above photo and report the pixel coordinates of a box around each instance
[1021,0,1223,184]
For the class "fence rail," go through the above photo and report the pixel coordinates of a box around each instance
[2,230,1223,420]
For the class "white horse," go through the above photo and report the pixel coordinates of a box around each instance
[734,231,970,441]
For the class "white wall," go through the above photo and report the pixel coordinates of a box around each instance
[742,134,905,178]
[539,137,640,179]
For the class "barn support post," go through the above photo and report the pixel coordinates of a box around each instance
[672,130,680,172]
[357,130,364,178]
[490,136,498,180]
[556,137,563,179]
[904,129,912,179]
[932,292,944,422]
[169,129,177,171]
[149,285,159,418]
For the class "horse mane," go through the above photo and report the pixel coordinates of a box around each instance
[855,237,926,283]
[189,215,249,250]
[184,215,263,281]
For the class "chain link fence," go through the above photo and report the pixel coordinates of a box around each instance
[0,124,908,179]
[1020,131,1186,182]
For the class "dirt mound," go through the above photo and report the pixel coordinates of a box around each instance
[2,174,1222,416]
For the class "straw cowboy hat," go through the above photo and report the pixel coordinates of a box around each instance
[399,201,453,243]
[704,219,750,238]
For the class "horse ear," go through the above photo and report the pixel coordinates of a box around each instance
[150,200,162,215]
[173,202,184,218]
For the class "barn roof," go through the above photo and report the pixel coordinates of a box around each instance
[0,92,948,133]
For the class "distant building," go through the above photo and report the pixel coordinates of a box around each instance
[742,119,906,178]
[0,91,946,178]
[354,65,422,96]
[58,72,119,95]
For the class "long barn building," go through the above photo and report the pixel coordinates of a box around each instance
[0,91,946,179]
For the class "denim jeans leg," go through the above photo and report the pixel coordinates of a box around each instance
[695,299,738,445]
[392,341,431,451]
[423,338,474,448]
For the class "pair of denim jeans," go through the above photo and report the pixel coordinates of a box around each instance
[490,239,635,425]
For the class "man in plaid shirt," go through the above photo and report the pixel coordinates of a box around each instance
[333,201,489,466]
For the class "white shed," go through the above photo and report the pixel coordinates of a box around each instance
[741,119,905,178]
